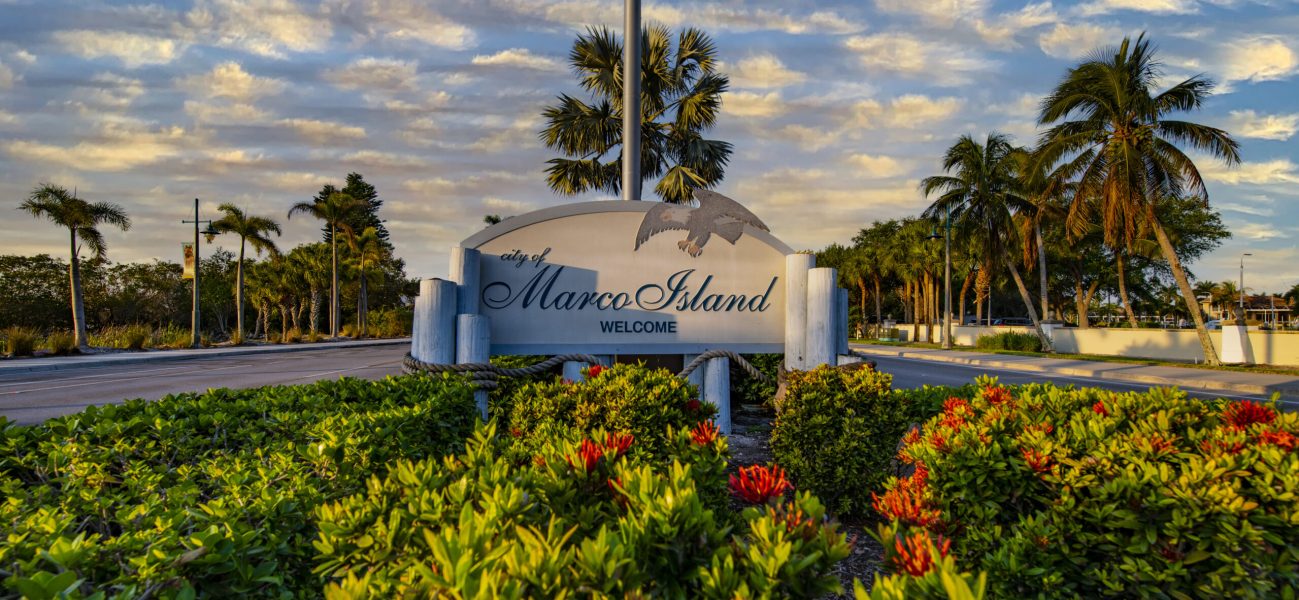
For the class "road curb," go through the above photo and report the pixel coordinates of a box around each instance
[852,346,1299,401]
[0,338,410,375]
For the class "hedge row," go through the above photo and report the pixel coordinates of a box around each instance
[872,377,1299,598]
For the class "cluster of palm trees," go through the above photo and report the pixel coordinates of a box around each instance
[841,35,1240,365]
[19,184,388,349]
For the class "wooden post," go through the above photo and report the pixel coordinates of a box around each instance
[837,288,849,356]
[456,314,491,420]
[785,254,815,371]
[415,278,457,364]
[449,246,481,315]
[704,356,731,435]
[805,268,837,368]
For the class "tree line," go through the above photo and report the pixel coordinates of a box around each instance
[8,173,413,350]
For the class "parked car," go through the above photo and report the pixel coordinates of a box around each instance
[992,317,1031,326]
[1205,319,1221,330]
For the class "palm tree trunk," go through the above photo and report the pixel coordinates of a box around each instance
[279,304,289,341]
[309,288,320,336]
[873,276,882,338]
[357,264,367,338]
[959,269,973,326]
[236,238,246,342]
[69,228,88,349]
[1149,214,1219,365]
[1116,251,1140,328]
[330,228,339,337]
[1036,221,1049,321]
[1003,250,1052,352]
[910,280,919,341]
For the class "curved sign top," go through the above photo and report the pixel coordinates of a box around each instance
[462,195,793,355]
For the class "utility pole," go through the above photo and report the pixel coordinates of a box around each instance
[943,204,952,349]
[1239,252,1252,323]
[621,0,641,201]
[182,199,214,348]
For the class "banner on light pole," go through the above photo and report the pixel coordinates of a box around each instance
[182,243,195,280]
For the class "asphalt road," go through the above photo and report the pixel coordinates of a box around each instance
[0,346,1267,425]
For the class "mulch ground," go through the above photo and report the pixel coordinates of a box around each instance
[728,404,884,598]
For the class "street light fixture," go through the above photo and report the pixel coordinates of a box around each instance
[1239,252,1252,325]
[182,198,215,349]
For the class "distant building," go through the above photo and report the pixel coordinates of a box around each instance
[1199,294,1293,327]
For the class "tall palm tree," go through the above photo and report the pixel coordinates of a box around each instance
[207,204,281,342]
[923,133,1053,351]
[288,243,331,337]
[1010,147,1068,322]
[18,184,130,349]
[344,227,387,338]
[1035,33,1240,364]
[289,192,363,337]
[540,25,732,202]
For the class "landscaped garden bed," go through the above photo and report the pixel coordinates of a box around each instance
[2,362,1294,598]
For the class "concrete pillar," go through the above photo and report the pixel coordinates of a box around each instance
[456,314,491,419]
[410,291,425,360]
[683,354,705,391]
[563,361,587,382]
[805,268,837,368]
[415,278,457,364]
[785,254,815,371]
[837,288,849,356]
[449,246,481,315]
[1220,325,1254,364]
[704,356,731,435]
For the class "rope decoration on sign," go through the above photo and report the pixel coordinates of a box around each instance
[402,349,770,390]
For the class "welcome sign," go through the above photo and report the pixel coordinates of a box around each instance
[459,194,793,355]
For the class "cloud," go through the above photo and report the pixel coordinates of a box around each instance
[277,118,367,142]
[3,122,191,171]
[82,72,145,110]
[1037,22,1122,59]
[325,0,475,49]
[52,30,184,67]
[338,150,427,168]
[468,116,542,152]
[872,0,988,27]
[1231,221,1283,241]
[770,125,841,152]
[721,91,789,118]
[727,53,807,90]
[325,57,418,91]
[471,48,562,71]
[186,0,326,58]
[1217,202,1274,217]
[521,2,865,35]
[185,100,270,124]
[1201,158,1299,185]
[0,60,13,89]
[1078,0,1198,16]
[844,33,995,86]
[1225,110,1299,140]
[178,62,285,101]
[850,94,964,128]
[846,154,910,178]
[1219,36,1299,84]
[973,2,1059,49]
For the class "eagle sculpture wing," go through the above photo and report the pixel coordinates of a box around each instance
[693,188,770,233]
[634,203,692,250]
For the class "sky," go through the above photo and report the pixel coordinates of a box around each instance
[1,0,1297,292]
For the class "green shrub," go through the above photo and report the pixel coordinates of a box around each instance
[44,330,77,355]
[770,365,918,517]
[370,306,413,338]
[509,363,714,458]
[0,375,477,597]
[315,422,850,598]
[2,326,39,356]
[152,324,191,349]
[340,323,356,338]
[974,331,1039,351]
[732,353,780,406]
[90,324,152,350]
[284,327,302,343]
[873,377,1299,597]
[486,354,559,424]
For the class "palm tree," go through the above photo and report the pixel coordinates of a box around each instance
[540,25,732,202]
[1035,33,1240,364]
[344,227,387,337]
[207,204,281,342]
[19,184,130,349]
[1010,147,1067,322]
[288,243,331,337]
[288,192,363,337]
[922,133,1053,351]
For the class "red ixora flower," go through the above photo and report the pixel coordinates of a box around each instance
[1223,400,1276,429]
[891,530,951,577]
[943,397,972,415]
[690,421,720,446]
[1257,430,1297,451]
[872,467,941,527]
[1021,447,1052,474]
[984,386,1013,406]
[1092,401,1109,416]
[604,432,634,458]
[729,464,793,504]
[587,364,604,378]
[567,439,603,472]
[685,399,702,413]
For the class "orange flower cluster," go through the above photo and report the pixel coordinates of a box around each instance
[729,464,793,504]
[943,397,972,415]
[1258,430,1297,451]
[1198,439,1245,455]
[1144,434,1178,455]
[983,386,1014,406]
[606,476,628,506]
[1092,401,1109,416]
[890,530,951,577]
[690,421,720,446]
[1223,400,1276,429]
[1020,447,1052,474]
[1024,422,1054,436]
[938,412,967,430]
[567,439,604,472]
[604,432,634,458]
[872,466,941,527]
[766,502,818,540]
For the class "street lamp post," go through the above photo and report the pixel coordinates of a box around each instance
[926,209,953,348]
[1239,252,1252,324]
[182,198,215,349]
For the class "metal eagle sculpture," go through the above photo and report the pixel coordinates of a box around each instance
[634,189,770,257]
